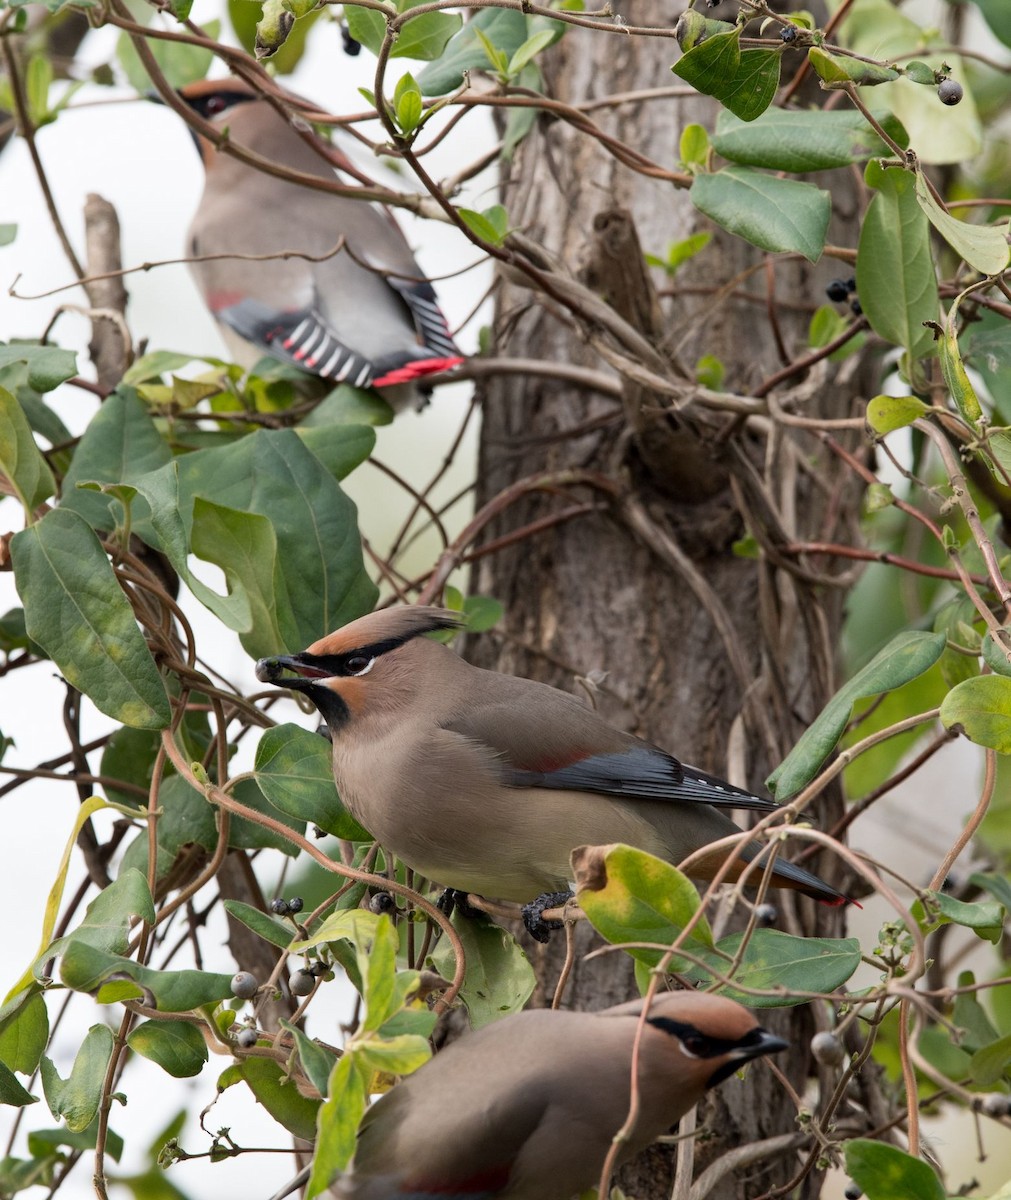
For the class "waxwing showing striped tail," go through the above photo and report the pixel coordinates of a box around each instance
[255,606,853,939]
[176,80,463,409]
[266,990,787,1200]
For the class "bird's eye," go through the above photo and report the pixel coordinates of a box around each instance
[681,1034,708,1057]
[345,655,375,677]
[204,95,228,116]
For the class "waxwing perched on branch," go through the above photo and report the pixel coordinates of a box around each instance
[176,79,463,406]
[271,991,787,1200]
[255,607,850,939]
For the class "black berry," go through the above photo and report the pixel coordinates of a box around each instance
[982,1093,1011,1117]
[236,1027,258,1048]
[340,23,362,56]
[826,279,849,303]
[779,25,797,43]
[369,891,395,915]
[755,903,778,927]
[844,1187,863,1200]
[270,898,290,915]
[850,298,862,316]
[290,969,315,997]
[231,972,259,1000]
[287,897,304,914]
[310,961,331,978]
[938,78,963,106]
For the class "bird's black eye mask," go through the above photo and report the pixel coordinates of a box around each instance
[646,1018,785,1087]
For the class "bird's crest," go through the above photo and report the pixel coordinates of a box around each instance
[305,606,462,659]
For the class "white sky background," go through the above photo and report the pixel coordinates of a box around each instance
[1,3,1010,1199]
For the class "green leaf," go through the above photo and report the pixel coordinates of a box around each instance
[690,929,862,1007]
[60,870,155,958]
[300,387,392,429]
[904,60,938,86]
[508,29,554,76]
[431,915,534,1029]
[342,4,385,55]
[394,72,423,133]
[235,1057,319,1141]
[137,429,378,651]
[969,871,1011,911]
[941,674,1011,753]
[254,723,370,840]
[393,9,462,61]
[808,46,898,87]
[768,630,947,798]
[60,390,172,533]
[844,1140,945,1200]
[10,509,172,730]
[228,0,320,75]
[0,343,77,392]
[970,1032,1011,1086]
[59,940,234,1012]
[713,107,906,172]
[857,164,938,361]
[307,1055,367,1196]
[122,351,202,386]
[127,1020,208,1078]
[865,393,930,434]
[222,900,296,950]
[973,0,1011,49]
[352,1032,431,1075]
[116,19,218,89]
[462,594,503,633]
[0,994,48,1076]
[360,916,399,1033]
[283,1022,338,1098]
[0,224,16,246]
[0,1058,37,1107]
[573,843,713,973]
[691,167,830,263]
[916,893,1006,945]
[940,305,982,430]
[672,30,780,122]
[0,386,55,512]
[190,498,294,659]
[679,123,709,166]
[913,171,1010,276]
[458,205,508,246]
[40,1024,114,1133]
[416,6,528,95]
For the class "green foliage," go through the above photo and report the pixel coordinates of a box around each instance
[5,1,1011,1195]
[769,631,947,799]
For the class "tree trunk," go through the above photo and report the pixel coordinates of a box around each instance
[468,6,877,1197]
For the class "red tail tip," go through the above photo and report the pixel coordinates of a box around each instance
[372,356,464,388]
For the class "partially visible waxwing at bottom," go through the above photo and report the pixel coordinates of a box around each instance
[174,79,463,410]
[255,606,851,940]
[269,991,788,1200]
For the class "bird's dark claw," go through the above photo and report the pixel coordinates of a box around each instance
[438,888,483,920]
[521,890,574,943]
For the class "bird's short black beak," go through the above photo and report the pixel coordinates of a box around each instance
[255,654,331,687]
[706,1027,788,1088]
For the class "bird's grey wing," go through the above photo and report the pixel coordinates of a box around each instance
[443,698,776,813]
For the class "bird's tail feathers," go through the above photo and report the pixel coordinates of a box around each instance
[372,355,464,387]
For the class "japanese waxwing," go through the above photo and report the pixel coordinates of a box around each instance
[255,607,849,939]
[176,79,463,407]
[271,991,787,1200]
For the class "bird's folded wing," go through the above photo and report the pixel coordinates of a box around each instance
[213,298,378,387]
[443,708,777,812]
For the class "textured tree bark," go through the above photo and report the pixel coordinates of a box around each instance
[467,6,879,1197]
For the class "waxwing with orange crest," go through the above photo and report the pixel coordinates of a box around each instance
[255,606,851,940]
